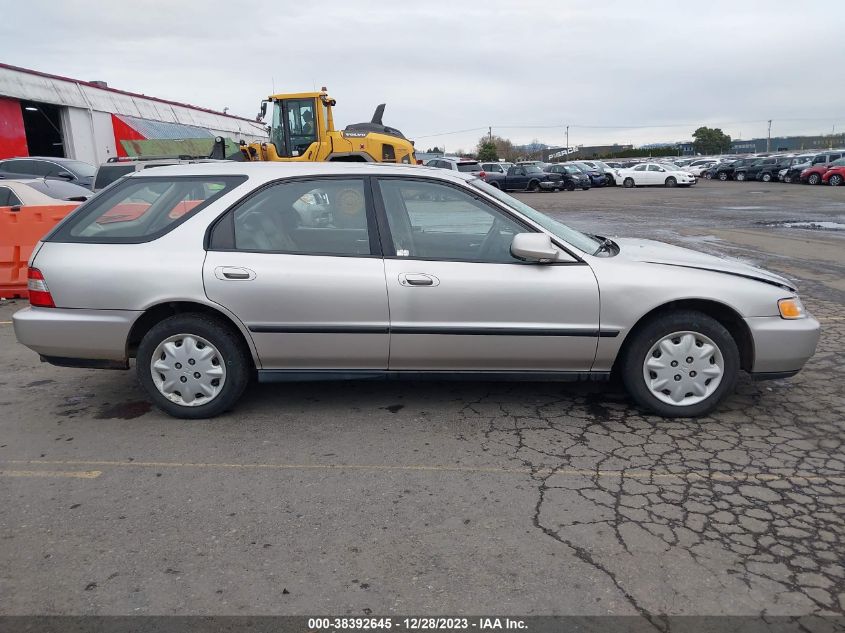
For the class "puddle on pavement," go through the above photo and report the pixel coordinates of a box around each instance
[95,401,152,420]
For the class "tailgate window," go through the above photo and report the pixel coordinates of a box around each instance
[47,176,245,243]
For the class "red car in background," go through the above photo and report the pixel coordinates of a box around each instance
[821,162,845,186]
[800,155,845,184]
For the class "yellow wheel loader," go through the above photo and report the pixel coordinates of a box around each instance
[238,88,415,164]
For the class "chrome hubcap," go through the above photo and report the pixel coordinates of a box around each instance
[642,331,723,407]
[150,334,226,407]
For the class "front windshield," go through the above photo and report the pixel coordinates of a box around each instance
[470,178,601,254]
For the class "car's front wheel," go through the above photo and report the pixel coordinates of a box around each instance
[623,177,635,188]
[718,172,728,181]
[735,172,746,181]
[829,174,843,186]
[620,311,739,417]
[808,173,821,185]
[664,176,677,187]
[137,314,251,419]
[761,173,772,182]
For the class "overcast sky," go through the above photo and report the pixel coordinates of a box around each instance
[3,0,843,151]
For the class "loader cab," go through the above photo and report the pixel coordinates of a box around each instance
[269,97,321,158]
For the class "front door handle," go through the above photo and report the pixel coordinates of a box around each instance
[215,266,256,281]
[399,273,439,287]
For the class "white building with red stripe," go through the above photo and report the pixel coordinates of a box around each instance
[0,63,267,164]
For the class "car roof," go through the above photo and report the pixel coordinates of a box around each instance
[127,160,477,184]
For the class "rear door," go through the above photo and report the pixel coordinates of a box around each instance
[203,176,389,370]
[374,176,600,372]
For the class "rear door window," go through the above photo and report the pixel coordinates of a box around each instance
[48,176,245,243]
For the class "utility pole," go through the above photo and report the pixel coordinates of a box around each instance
[565,125,570,151]
[488,126,492,143]
[766,119,772,152]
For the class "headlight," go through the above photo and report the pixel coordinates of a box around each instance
[778,169,787,175]
[778,297,806,319]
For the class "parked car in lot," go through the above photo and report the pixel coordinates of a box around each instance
[484,163,562,191]
[92,157,227,192]
[617,162,697,187]
[579,160,618,185]
[711,157,757,181]
[480,162,514,175]
[0,178,92,206]
[778,154,816,183]
[0,157,96,190]
[571,161,607,187]
[800,152,845,184]
[13,162,819,419]
[425,157,484,175]
[686,160,719,177]
[734,156,793,182]
[820,159,845,186]
[544,163,592,190]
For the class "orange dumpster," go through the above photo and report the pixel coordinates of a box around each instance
[0,204,80,299]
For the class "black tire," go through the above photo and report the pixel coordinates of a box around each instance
[718,171,728,181]
[808,173,821,185]
[664,176,677,188]
[735,172,746,182]
[704,172,713,180]
[605,176,616,187]
[581,186,590,191]
[527,180,540,192]
[623,177,635,188]
[488,181,501,189]
[783,175,793,183]
[620,310,739,418]
[567,182,576,192]
[829,174,843,186]
[137,314,251,419]
[761,172,772,183]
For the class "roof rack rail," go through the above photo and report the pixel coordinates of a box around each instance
[106,154,208,163]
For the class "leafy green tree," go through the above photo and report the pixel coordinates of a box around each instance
[692,127,732,154]
[477,139,499,162]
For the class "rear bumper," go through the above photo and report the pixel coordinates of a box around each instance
[13,306,139,364]
[745,314,820,374]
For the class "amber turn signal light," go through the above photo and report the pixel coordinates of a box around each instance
[778,297,805,319]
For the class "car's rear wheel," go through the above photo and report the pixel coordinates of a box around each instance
[623,177,635,188]
[664,176,677,187]
[735,172,746,181]
[528,180,540,192]
[605,175,616,186]
[718,172,728,181]
[704,171,713,179]
[621,311,739,418]
[137,314,251,419]
[488,181,501,189]
[808,173,821,185]
[783,174,793,183]
[829,174,843,186]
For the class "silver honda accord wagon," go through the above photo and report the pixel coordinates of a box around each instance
[13,162,820,419]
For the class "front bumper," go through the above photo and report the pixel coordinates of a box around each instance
[539,180,560,190]
[13,306,139,365]
[745,314,821,374]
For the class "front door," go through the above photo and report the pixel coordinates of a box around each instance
[374,177,601,372]
[203,176,389,369]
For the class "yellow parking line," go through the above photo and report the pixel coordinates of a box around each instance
[0,469,101,479]
[5,459,843,484]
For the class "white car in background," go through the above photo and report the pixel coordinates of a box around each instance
[686,160,720,177]
[617,162,697,188]
[0,178,92,207]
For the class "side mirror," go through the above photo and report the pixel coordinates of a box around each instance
[510,233,565,263]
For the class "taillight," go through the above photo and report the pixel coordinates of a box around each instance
[479,171,487,179]
[28,268,55,308]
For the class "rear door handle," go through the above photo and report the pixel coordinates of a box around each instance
[215,266,256,281]
[399,273,439,287]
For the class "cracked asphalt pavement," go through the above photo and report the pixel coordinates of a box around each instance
[0,179,842,618]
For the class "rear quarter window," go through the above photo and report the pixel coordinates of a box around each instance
[94,165,136,190]
[47,175,245,244]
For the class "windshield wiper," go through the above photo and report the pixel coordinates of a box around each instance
[591,235,616,256]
